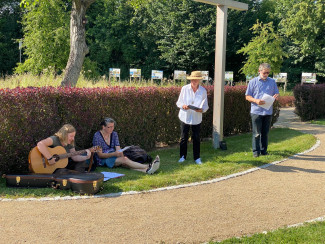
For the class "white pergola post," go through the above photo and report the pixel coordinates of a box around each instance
[193,0,248,148]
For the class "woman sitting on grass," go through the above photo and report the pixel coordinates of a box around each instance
[92,118,160,174]
[36,124,91,173]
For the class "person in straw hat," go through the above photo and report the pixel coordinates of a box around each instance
[176,71,209,164]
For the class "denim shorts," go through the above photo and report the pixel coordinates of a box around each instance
[101,157,117,168]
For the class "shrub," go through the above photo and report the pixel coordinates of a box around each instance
[0,85,280,173]
[278,95,295,107]
[294,84,325,121]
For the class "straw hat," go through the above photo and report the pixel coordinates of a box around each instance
[187,71,203,80]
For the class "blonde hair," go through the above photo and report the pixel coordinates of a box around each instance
[55,124,76,146]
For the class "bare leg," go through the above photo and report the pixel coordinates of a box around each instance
[115,157,148,173]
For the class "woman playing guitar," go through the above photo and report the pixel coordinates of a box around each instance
[35,124,91,173]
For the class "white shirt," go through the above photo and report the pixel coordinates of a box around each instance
[176,84,209,125]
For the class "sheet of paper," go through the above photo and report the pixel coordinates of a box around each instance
[101,172,125,181]
[258,94,275,110]
[118,146,131,152]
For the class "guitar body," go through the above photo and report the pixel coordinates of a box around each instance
[28,146,69,174]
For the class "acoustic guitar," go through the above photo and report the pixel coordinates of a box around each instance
[28,146,100,174]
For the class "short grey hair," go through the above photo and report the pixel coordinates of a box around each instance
[259,63,271,70]
[100,117,116,127]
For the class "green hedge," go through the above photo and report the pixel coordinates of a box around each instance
[294,84,325,121]
[0,86,280,173]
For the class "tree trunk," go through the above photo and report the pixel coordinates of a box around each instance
[61,0,95,87]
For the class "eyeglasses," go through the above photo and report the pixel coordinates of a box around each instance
[261,72,270,75]
[106,125,114,129]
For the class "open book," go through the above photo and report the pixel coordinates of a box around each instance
[187,105,201,110]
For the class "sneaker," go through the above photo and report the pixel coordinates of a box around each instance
[253,152,260,158]
[195,158,202,165]
[147,155,160,174]
[178,156,185,163]
[261,151,269,156]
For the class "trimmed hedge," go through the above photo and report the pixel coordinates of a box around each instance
[294,84,325,121]
[278,95,295,108]
[0,86,280,173]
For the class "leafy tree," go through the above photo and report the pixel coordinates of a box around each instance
[61,0,96,86]
[20,0,96,86]
[143,0,216,73]
[226,0,278,81]
[86,0,216,79]
[237,20,287,77]
[0,1,22,76]
[16,0,70,75]
[272,0,325,76]
[15,0,287,83]
[86,0,143,79]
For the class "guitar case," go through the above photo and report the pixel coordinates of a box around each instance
[3,172,104,195]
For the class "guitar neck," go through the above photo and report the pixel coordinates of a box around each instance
[59,149,87,159]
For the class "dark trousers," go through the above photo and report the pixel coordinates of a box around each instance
[180,122,201,160]
[66,160,88,172]
[251,113,272,154]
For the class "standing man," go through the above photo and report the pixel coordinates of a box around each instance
[176,71,209,164]
[245,63,279,157]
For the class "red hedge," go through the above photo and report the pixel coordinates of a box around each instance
[277,96,295,108]
[294,84,325,121]
[0,86,280,173]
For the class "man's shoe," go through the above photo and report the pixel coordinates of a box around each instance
[195,158,202,165]
[178,156,185,163]
[261,151,269,156]
[147,155,160,174]
[253,152,260,158]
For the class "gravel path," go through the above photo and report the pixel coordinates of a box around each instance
[1,107,325,244]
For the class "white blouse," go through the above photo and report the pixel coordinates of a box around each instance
[176,84,209,125]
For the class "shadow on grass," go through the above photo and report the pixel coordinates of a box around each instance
[99,128,313,184]
[0,128,316,197]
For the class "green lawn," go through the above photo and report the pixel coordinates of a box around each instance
[0,128,316,198]
[310,119,325,126]
[216,221,325,243]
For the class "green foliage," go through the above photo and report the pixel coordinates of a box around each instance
[237,20,287,77]
[86,0,279,80]
[219,221,325,243]
[81,57,101,81]
[11,0,323,84]
[226,0,278,81]
[273,0,325,75]
[8,0,281,82]
[0,1,22,76]
[15,0,70,75]
[310,119,325,126]
[86,0,144,79]
[20,0,39,8]
[144,0,216,71]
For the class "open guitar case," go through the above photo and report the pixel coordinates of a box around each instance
[3,154,104,195]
